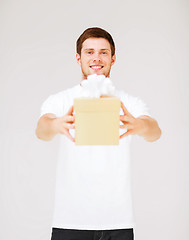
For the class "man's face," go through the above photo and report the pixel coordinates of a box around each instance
[76,38,116,79]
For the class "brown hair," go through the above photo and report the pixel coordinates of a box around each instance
[76,27,115,56]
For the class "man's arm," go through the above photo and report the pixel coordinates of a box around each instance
[35,106,75,141]
[120,102,161,142]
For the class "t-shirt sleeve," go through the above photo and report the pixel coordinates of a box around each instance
[129,96,151,118]
[40,93,64,118]
[118,91,151,118]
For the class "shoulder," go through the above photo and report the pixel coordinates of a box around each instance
[40,85,79,117]
[115,89,141,105]
[115,89,150,117]
[45,84,80,101]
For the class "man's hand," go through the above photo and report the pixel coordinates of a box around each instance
[120,102,142,138]
[36,106,75,142]
[120,102,161,142]
[53,106,75,142]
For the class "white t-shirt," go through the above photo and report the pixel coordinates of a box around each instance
[40,84,150,230]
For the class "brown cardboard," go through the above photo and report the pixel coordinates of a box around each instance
[74,97,120,145]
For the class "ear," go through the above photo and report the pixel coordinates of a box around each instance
[76,53,81,66]
[111,54,116,66]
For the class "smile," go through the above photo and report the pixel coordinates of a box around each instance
[90,65,104,70]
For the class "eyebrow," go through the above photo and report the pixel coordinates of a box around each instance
[83,48,110,51]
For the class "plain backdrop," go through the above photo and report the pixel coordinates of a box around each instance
[0,0,188,240]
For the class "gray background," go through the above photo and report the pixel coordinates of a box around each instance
[0,0,188,239]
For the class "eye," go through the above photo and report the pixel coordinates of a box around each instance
[87,51,93,54]
[101,52,107,55]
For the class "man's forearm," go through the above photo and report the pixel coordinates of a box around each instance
[36,114,58,141]
[137,115,161,142]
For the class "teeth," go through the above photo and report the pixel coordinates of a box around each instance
[91,66,102,69]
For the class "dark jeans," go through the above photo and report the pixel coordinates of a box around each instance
[51,228,134,240]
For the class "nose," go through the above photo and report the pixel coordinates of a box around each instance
[92,52,102,62]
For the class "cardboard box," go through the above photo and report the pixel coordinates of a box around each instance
[74,97,120,145]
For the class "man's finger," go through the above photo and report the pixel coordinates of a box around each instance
[64,129,75,142]
[119,129,133,139]
[67,105,74,115]
[120,102,130,115]
[120,123,132,129]
[64,115,75,123]
[120,115,130,122]
[120,124,127,129]
[65,123,75,129]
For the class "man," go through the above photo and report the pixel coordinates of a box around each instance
[36,27,161,240]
